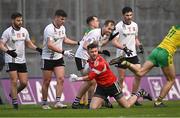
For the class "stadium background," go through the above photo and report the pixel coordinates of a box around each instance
[0,0,180,104]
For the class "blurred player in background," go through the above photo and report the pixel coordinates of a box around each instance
[111,6,144,106]
[110,25,180,107]
[72,20,117,109]
[41,9,79,109]
[0,12,42,109]
[70,43,152,109]
[75,15,100,106]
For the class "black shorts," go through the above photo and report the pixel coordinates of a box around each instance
[41,58,65,70]
[75,57,87,71]
[116,56,140,69]
[6,63,27,73]
[94,82,123,100]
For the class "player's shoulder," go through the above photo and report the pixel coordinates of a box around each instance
[96,55,106,64]
[3,26,13,32]
[86,28,101,37]
[20,27,29,33]
[89,28,100,34]
[45,23,53,30]
[44,23,54,33]
[116,21,123,27]
[131,21,138,27]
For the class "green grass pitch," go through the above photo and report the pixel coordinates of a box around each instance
[0,101,180,117]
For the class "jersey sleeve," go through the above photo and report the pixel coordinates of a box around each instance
[114,23,120,37]
[84,31,97,44]
[25,29,30,41]
[44,26,54,41]
[1,29,9,43]
[88,61,107,80]
[135,24,138,37]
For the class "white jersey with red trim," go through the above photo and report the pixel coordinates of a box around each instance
[75,28,107,60]
[114,21,138,57]
[1,26,30,63]
[42,23,66,60]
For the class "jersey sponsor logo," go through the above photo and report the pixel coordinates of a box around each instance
[17,33,20,38]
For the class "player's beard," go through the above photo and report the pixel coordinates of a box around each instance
[13,23,22,30]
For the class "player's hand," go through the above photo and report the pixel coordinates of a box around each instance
[6,50,17,58]
[102,50,111,57]
[63,49,74,58]
[36,47,42,55]
[69,74,83,82]
[138,44,144,54]
[123,46,133,56]
[109,32,119,41]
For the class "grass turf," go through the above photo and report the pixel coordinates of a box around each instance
[0,100,180,117]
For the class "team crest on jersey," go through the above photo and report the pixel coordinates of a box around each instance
[94,60,99,67]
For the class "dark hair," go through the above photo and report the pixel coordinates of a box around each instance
[11,12,22,19]
[104,20,115,26]
[86,16,97,25]
[55,9,67,17]
[87,43,98,50]
[122,7,133,15]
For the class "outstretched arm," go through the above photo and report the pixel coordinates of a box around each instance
[64,37,79,45]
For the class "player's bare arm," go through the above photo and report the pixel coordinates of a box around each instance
[47,38,63,53]
[64,37,79,45]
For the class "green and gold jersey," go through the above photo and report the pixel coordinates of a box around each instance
[83,27,93,36]
[158,25,180,56]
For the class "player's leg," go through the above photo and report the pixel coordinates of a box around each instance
[87,80,96,106]
[90,85,106,109]
[72,80,94,109]
[116,89,152,108]
[154,64,175,107]
[75,57,88,106]
[90,97,104,109]
[7,63,19,109]
[16,63,28,93]
[54,66,67,108]
[131,63,142,106]
[41,70,52,109]
[122,60,154,77]
[117,68,126,88]
[8,70,19,109]
[41,59,53,109]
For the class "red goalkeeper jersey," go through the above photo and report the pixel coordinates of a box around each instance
[88,55,117,87]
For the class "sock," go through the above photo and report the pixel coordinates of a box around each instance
[74,97,81,103]
[42,99,47,105]
[12,98,18,105]
[56,97,61,103]
[88,98,91,105]
[134,90,141,97]
[131,92,136,96]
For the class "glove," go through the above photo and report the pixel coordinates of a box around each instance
[62,49,74,58]
[6,50,17,58]
[99,50,111,57]
[123,46,133,56]
[36,47,42,55]
[138,44,144,54]
[69,74,83,82]
[109,32,119,41]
